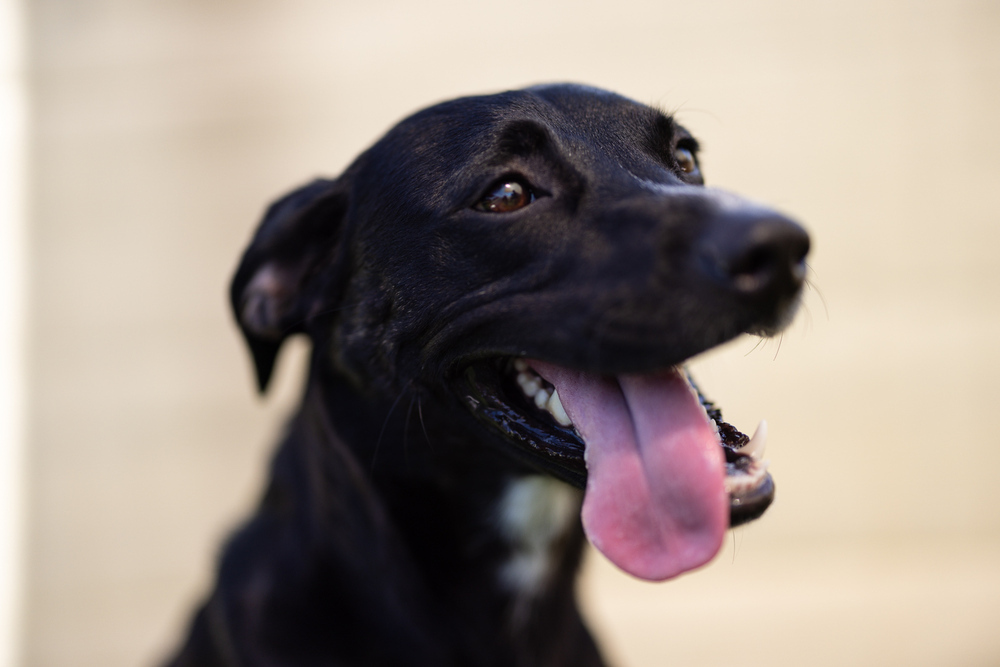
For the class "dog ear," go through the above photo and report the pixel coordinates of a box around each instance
[230,178,349,393]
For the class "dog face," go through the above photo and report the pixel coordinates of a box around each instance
[232,84,809,581]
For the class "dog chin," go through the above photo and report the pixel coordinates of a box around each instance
[749,303,805,339]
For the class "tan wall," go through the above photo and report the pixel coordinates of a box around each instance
[23,1,1000,665]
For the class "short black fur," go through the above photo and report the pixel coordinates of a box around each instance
[167,84,809,667]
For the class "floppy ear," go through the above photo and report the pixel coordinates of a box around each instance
[230,178,349,393]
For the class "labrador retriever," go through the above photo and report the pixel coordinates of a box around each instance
[167,83,809,667]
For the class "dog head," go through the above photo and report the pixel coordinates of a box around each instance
[231,84,809,580]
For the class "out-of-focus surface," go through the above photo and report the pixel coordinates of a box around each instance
[21,1,1000,665]
[0,1,27,666]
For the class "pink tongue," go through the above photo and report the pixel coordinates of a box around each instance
[529,361,727,581]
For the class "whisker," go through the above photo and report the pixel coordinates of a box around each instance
[403,394,417,469]
[730,527,744,564]
[805,264,829,321]
[417,396,434,451]
[371,382,411,473]
[745,336,767,356]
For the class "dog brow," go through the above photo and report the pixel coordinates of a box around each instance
[496,120,551,157]
[649,111,676,147]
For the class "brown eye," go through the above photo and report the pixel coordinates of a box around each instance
[475,180,534,213]
[676,147,698,175]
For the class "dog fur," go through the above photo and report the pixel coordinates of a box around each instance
[167,84,809,667]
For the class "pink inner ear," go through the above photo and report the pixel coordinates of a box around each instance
[242,263,294,337]
[528,361,727,581]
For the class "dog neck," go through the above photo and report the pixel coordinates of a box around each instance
[263,371,597,662]
[495,475,583,624]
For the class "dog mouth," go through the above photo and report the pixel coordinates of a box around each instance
[462,357,773,581]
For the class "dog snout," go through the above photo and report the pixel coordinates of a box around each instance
[726,214,809,295]
[703,208,810,302]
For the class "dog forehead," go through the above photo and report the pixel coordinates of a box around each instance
[416,87,654,146]
[358,85,671,190]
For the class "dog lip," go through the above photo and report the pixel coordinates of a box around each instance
[461,361,588,488]
[728,473,775,526]
[459,357,776,524]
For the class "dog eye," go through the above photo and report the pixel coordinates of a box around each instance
[676,147,699,175]
[475,180,535,213]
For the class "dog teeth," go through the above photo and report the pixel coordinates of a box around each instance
[547,390,572,426]
[514,362,574,428]
[514,361,763,448]
[726,420,769,494]
[724,458,769,495]
[534,388,551,410]
[742,420,767,460]
[516,372,542,396]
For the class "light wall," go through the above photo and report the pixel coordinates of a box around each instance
[0,0,26,665]
[21,1,1000,665]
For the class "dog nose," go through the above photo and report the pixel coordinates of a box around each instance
[713,213,810,299]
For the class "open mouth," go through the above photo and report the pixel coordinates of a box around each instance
[463,356,774,580]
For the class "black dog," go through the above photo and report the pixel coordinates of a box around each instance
[167,84,809,667]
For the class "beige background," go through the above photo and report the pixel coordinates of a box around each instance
[21,0,1000,665]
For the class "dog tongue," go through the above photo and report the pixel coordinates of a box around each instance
[529,362,727,581]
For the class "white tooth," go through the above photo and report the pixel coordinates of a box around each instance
[517,372,541,396]
[547,389,572,426]
[743,420,768,460]
[534,388,551,409]
[513,358,529,372]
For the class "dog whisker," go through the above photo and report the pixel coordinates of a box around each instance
[745,336,767,356]
[403,394,417,470]
[804,267,829,322]
[417,395,434,452]
[371,382,411,473]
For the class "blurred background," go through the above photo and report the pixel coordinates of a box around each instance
[1,0,998,665]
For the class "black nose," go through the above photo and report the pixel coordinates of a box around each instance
[714,213,810,299]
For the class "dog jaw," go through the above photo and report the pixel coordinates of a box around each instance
[461,355,776,573]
